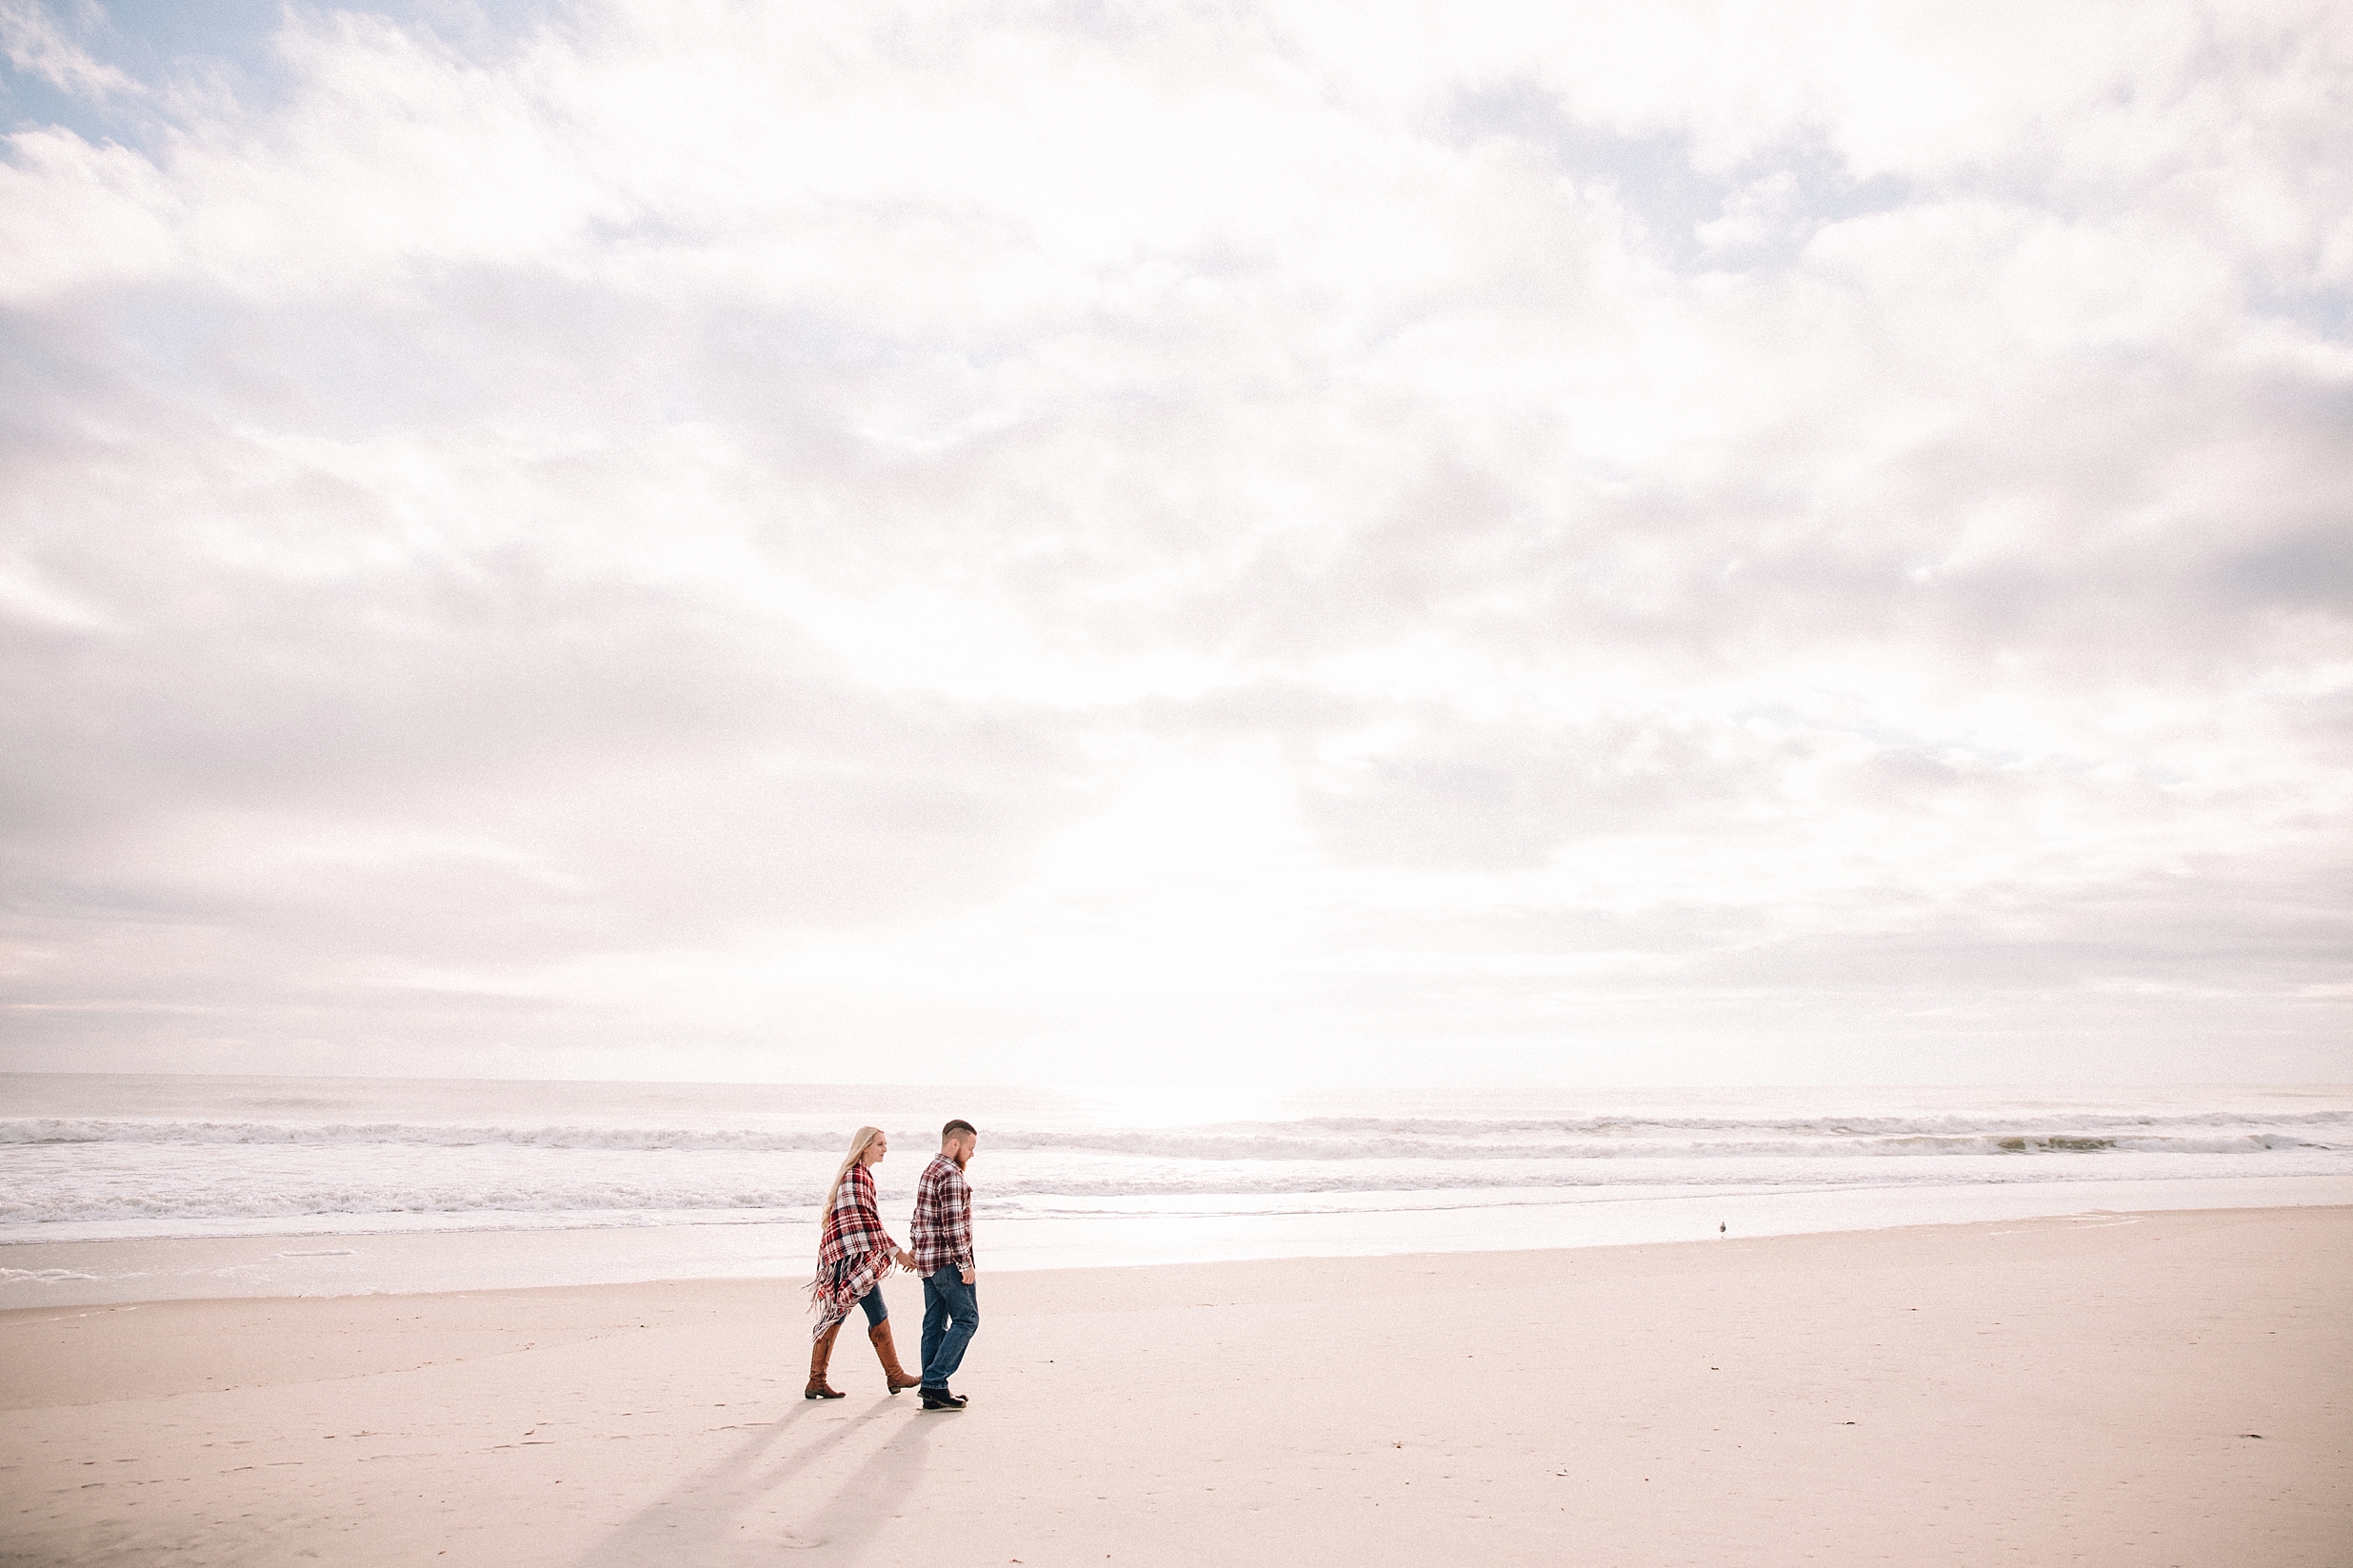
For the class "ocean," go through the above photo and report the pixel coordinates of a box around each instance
[5,1074,2350,1306]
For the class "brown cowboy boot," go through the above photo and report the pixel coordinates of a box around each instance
[805,1320,847,1399]
[868,1319,924,1394]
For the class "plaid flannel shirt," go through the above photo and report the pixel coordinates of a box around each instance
[911,1154,974,1275]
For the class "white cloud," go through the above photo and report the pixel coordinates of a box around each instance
[0,0,136,99]
[0,0,2346,1084]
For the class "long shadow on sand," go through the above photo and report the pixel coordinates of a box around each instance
[783,1404,945,1560]
[572,1397,941,1567]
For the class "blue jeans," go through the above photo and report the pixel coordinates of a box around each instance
[856,1286,887,1327]
[919,1265,978,1388]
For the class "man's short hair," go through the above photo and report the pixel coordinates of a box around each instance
[942,1119,977,1141]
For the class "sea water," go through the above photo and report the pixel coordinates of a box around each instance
[4,1074,2349,1306]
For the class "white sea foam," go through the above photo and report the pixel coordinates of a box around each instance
[4,1110,2344,1160]
[0,1120,850,1152]
[3,1077,2347,1243]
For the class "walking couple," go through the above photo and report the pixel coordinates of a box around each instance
[806,1120,980,1413]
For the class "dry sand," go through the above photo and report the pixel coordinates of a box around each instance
[3,1206,2345,1566]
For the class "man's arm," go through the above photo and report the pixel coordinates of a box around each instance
[951,1165,976,1281]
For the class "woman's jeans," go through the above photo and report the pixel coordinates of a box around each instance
[919,1266,979,1387]
[857,1286,887,1327]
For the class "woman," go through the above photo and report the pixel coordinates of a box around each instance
[806,1125,924,1398]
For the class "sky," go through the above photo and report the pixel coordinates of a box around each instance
[1,0,2348,1088]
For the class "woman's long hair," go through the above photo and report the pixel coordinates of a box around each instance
[820,1125,886,1221]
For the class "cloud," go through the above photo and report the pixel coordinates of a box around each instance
[0,0,137,100]
[0,0,2347,1083]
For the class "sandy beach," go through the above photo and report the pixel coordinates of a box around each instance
[4,1205,2345,1567]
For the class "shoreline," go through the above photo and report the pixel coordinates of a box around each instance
[7,1171,2351,1311]
[5,1205,2345,1565]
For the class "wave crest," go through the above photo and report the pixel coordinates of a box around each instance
[4,1113,2344,1161]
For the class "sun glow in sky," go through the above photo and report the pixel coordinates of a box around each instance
[2,0,2348,1086]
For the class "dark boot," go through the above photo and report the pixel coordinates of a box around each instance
[919,1386,967,1411]
[868,1320,923,1395]
[805,1320,847,1399]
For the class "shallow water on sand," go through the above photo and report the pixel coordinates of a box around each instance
[4,1076,2349,1304]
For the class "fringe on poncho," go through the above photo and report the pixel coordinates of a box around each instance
[806,1161,902,1339]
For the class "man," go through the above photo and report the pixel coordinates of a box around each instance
[910,1119,980,1411]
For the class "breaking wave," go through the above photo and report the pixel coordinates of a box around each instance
[6,1089,2349,1240]
[5,1111,2346,1161]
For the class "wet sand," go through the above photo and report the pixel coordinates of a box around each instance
[3,1205,2345,1566]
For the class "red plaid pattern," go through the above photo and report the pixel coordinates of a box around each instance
[911,1154,974,1275]
[807,1162,901,1335]
[817,1162,899,1268]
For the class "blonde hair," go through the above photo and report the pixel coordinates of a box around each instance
[820,1125,886,1219]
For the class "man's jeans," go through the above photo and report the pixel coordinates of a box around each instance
[919,1265,979,1388]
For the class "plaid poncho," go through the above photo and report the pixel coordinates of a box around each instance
[807,1161,902,1338]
